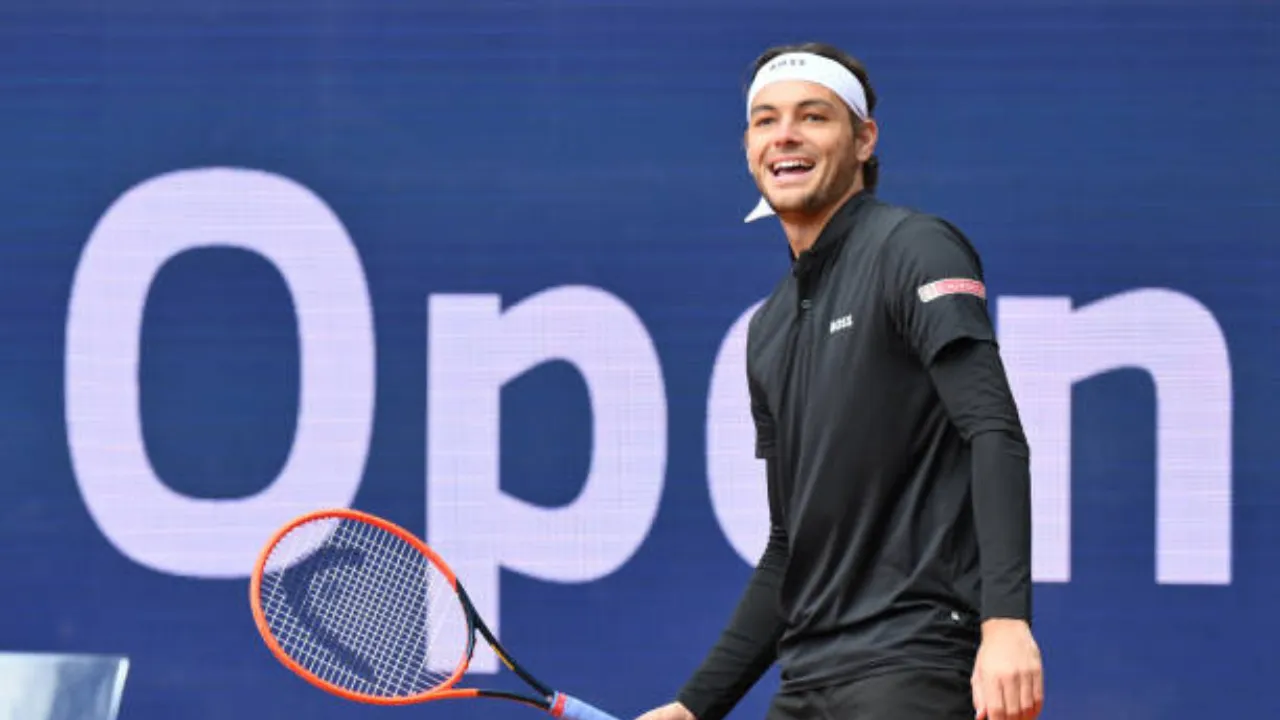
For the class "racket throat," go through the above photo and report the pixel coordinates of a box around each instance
[460,585,555,698]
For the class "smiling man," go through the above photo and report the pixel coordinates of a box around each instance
[635,43,1044,720]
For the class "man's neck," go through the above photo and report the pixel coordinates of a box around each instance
[780,181,865,259]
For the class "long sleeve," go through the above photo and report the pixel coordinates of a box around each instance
[877,213,1033,623]
[675,458,789,720]
[928,337,1034,623]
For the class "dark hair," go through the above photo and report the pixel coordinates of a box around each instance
[747,42,880,191]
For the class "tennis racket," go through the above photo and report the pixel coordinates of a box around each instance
[249,507,620,720]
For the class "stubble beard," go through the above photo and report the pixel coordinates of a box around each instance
[762,157,862,219]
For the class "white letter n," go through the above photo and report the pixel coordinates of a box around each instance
[998,288,1232,585]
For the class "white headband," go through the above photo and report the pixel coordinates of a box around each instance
[743,52,869,223]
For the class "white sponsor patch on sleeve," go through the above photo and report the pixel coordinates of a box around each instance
[917,278,987,303]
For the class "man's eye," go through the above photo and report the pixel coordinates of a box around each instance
[804,114,827,122]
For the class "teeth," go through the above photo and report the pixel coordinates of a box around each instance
[772,160,813,172]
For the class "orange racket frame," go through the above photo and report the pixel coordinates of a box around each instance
[249,507,620,720]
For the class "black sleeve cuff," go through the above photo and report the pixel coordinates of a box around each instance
[971,429,1033,623]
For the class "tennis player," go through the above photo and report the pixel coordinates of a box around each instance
[636,42,1043,720]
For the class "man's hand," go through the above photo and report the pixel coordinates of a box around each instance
[634,701,696,720]
[972,618,1043,720]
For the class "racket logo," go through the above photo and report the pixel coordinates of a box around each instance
[276,545,379,684]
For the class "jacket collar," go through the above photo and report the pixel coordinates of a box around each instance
[790,189,874,278]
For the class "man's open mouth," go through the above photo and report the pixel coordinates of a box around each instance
[770,159,815,178]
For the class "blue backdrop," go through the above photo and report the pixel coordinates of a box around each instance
[2,1,1277,718]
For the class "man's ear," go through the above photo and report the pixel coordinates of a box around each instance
[854,118,879,163]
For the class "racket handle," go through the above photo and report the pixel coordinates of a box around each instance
[551,692,622,720]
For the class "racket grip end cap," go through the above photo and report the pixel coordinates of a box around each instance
[551,692,622,720]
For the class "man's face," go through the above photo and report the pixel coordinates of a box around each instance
[745,79,874,219]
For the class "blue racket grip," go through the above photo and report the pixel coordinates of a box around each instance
[551,692,623,720]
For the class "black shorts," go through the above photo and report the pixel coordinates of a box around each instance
[764,668,973,720]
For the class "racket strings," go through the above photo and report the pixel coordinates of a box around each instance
[257,517,470,699]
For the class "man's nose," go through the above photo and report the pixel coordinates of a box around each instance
[770,119,803,146]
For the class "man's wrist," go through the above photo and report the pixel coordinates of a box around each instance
[674,690,707,720]
[980,616,1031,636]
[668,699,698,720]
